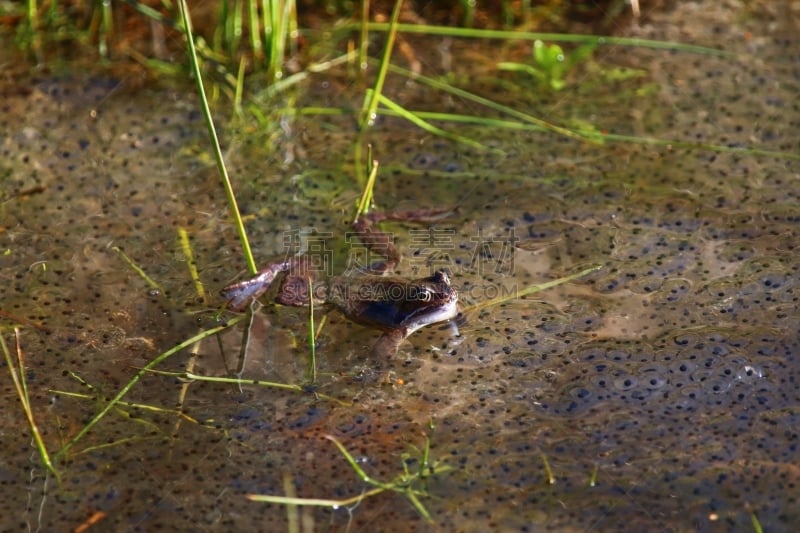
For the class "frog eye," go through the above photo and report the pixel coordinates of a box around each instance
[413,287,432,301]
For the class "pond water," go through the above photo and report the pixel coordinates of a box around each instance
[2,2,799,531]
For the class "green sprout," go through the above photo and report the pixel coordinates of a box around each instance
[499,39,596,91]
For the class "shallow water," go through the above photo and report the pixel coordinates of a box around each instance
[2,2,799,531]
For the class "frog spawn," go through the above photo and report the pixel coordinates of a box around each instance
[2,2,800,531]
[544,334,776,416]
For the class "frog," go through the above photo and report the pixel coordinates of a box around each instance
[220,208,459,357]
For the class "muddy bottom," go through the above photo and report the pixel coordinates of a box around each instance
[1,2,799,531]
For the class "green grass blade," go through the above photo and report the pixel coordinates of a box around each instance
[377,94,502,153]
[2,330,59,478]
[600,131,800,160]
[361,23,731,57]
[306,278,317,384]
[145,369,348,405]
[112,246,164,292]
[461,265,601,313]
[750,511,763,533]
[177,227,206,304]
[385,62,591,142]
[247,0,262,57]
[260,51,354,99]
[541,453,556,484]
[177,0,256,274]
[405,491,433,523]
[354,145,378,220]
[359,0,370,72]
[247,494,348,506]
[326,435,394,489]
[290,106,797,161]
[359,0,403,129]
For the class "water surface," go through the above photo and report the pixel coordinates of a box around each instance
[1,2,798,531]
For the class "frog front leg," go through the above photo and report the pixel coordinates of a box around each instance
[371,328,408,358]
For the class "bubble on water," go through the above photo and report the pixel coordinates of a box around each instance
[737,364,763,381]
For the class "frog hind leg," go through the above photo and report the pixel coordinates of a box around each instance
[353,207,456,274]
[221,257,305,311]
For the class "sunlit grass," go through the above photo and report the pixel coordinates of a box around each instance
[354,145,379,220]
[460,265,602,314]
[177,0,256,275]
[376,93,501,153]
[12,1,793,164]
[359,22,732,56]
[54,320,239,459]
[751,511,764,533]
[2,328,59,478]
[51,372,210,432]
[177,227,207,304]
[359,0,403,130]
[541,453,556,485]
[306,278,317,384]
[284,103,800,161]
[112,246,164,293]
[141,369,348,406]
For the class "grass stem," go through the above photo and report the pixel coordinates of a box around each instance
[55,320,240,459]
[2,329,59,478]
[177,0,257,275]
[307,278,317,384]
[359,0,403,129]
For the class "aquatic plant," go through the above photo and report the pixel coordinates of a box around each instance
[498,39,597,91]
